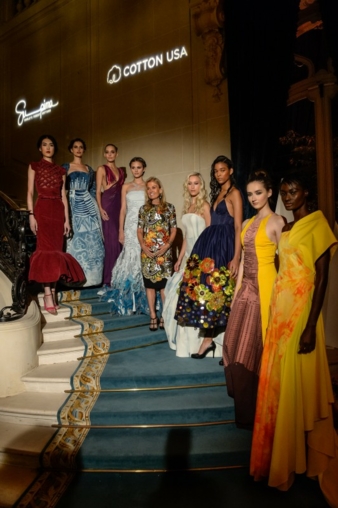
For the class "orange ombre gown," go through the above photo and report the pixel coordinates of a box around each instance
[250,211,338,507]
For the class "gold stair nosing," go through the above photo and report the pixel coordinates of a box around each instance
[51,419,236,429]
[65,382,226,393]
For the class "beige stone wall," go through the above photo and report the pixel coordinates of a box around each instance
[0,0,230,221]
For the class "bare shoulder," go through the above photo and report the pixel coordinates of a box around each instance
[242,218,250,230]
[269,213,286,229]
[202,201,210,213]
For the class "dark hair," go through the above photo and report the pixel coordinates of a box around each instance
[247,169,273,192]
[129,156,147,168]
[280,170,309,191]
[104,143,118,152]
[210,155,235,207]
[68,138,87,152]
[37,134,58,154]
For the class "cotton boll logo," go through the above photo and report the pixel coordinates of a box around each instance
[107,65,122,84]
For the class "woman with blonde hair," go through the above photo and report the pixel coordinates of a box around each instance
[163,172,211,356]
[137,177,177,330]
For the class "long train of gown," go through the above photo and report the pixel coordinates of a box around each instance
[29,159,85,284]
[101,165,124,285]
[163,213,206,356]
[104,189,148,315]
[64,165,104,287]
[223,214,277,429]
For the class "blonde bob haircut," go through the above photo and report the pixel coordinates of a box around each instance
[144,176,168,211]
[182,172,208,216]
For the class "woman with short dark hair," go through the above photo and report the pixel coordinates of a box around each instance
[27,135,85,314]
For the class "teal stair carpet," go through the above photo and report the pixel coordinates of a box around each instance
[16,287,329,508]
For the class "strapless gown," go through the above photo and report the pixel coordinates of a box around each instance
[163,213,206,356]
[103,189,148,315]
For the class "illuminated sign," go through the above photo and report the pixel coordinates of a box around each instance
[107,46,188,85]
[15,98,59,127]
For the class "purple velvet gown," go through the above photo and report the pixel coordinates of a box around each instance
[101,165,125,285]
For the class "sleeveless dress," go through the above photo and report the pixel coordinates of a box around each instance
[103,189,148,315]
[223,214,278,429]
[64,164,104,287]
[251,211,338,505]
[101,165,125,285]
[163,213,206,356]
[28,159,85,284]
[175,199,235,330]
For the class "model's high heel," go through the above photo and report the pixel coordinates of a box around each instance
[149,317,158,331]
[51,289,60,310]
[219,359,224,366]
[191,341,216,359]
[159,317,164,330]
[43,294,57,315]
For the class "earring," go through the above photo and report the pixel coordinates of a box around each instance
[159,194,162,199]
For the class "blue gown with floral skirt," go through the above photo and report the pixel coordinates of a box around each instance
[175,200,235,329]
[64,164,104,287]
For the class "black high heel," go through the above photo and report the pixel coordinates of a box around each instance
[159,317,164,330]
[191,341,216,359]
[149,317,158,331]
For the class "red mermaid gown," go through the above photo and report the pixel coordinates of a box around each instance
[28,159,85,284]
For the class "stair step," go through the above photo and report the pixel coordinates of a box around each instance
[0,392,68,426]
[22,362,80,392]
[76,424,251,470]
[38,338,85,364]
[41,320,82,342]
[0,465,38,507]
[0,421,56,468]
[99,342,225,389]
[88,386,234,425]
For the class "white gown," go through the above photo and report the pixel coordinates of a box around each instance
[104,189,148,315]
[163,213,206,357]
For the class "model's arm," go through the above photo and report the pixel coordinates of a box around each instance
[228,189,243,278]
[27,165,38,235]
[298,249,330,354]
[118,184,128,244]
[202,202,211,227]
[61,175,71,235]
[96,166,109,221]
[174,238,187,272]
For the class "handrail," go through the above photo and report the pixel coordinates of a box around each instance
[0,192,35,321]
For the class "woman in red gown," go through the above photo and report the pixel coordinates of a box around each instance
[27,135,85,314]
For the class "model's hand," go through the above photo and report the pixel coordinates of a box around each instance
[64,221,71,236]
[155,244,170,257]
[174,260,181,272]
[298,324,316,354]
[100,209,109,221]
[142,244,156,258]
[228,258,240,278]
[119,231,125,245]
[29,215,38,235]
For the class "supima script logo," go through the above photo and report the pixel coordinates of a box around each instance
[15,98,59,127]
[107,46,188,85]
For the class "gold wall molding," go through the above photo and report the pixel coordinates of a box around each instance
[191,0,225,101]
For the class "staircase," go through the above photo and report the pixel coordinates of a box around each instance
[0,288,332,508]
